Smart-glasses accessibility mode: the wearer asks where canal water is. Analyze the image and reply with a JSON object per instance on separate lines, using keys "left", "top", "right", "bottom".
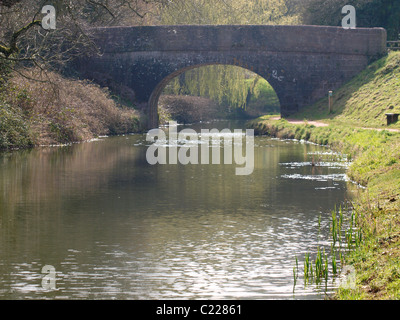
{"left": 0, "top": 120, "right": 352, "bottom": 299}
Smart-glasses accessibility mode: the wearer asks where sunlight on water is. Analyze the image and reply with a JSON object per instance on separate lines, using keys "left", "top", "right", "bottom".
{"left": 0, "top": 120, "right": 352, "bottom": 300}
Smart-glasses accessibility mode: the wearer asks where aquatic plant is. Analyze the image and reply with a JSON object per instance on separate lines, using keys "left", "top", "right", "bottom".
{"left": 293, "top": 205, "right": 363, "bottom": 293}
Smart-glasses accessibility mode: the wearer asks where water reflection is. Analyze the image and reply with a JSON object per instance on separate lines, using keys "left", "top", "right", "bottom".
{"left": 0, "top": 121, "right": 351, "bottom": 299}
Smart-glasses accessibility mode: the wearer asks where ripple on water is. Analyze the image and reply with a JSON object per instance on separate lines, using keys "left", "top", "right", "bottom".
{"left": 0, "top": 122, "right": 349, "bottom": 300}
{"left": 280, "top": 173, "right": 348, "bottom": 182}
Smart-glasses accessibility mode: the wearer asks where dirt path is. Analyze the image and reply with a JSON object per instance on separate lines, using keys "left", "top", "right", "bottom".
{"left": 271, "top": 117, "right": 400, "bottom": 132}
{"left": 360, "top": 127, "right": 400, "bottom": 133}
{"left": 270, "top": 117, "right": 329, "bottom": 127}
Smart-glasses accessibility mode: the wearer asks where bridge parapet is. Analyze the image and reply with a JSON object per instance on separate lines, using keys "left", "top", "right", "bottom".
{"left": 91, "top": 25, "right": 386, "bottom": 58}
{"left": 75, "top": 25, "right": 387, "bottom": 129}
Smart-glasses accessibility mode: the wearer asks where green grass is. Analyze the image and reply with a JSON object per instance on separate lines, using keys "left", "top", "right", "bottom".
{"left": 248, "top": 51, "right": 400, "bottom": 299}
{"left": 291, "top": 51, "right": 400, "bottom": 129}
{"left": 249, "top": 119, "right": 400, "bottom": 299}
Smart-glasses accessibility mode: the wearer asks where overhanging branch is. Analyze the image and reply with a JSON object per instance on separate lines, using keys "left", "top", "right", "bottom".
{"left": 1, "top": 19, "right": 42, "bottom": 58}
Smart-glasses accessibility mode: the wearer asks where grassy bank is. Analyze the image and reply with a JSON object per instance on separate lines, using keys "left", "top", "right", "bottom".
{"left": 250, "top": 117, "right": 400, "bottom": 299}
{"left": 0, "top": 68, "right": 142, "bottom": 150}
{"left": 290, "top": 51, "right": 400, "bottom": 130}
{"left": 248, "top": 52, "right": 400, "bottom": 299}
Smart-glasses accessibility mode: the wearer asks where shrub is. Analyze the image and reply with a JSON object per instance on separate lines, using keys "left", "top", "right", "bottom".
{"left": 1, "top": 68, "right": 141, "bottom": 147}
{"left": 0, "top": 103, "right": 32, "bottom": 149}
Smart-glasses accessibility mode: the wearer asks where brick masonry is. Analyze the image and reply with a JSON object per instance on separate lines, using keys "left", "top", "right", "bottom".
{"left": 74, "top": 25, "right": 387, "bottom": 129}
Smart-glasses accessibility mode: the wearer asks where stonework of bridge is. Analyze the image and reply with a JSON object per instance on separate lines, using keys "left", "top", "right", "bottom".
{"left": 74, "top": 25, "right": 387, "bottom": 129}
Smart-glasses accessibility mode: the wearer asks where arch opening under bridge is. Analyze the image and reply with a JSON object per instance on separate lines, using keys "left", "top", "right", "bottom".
{"left": 74, "top": 25, "right": 387, "bottom": 129}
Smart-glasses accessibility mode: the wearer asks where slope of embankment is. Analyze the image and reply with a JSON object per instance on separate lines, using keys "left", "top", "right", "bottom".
{"left": 248, "top": 51, "right": 400, "bottom": 299}
{"left": 0, "top": 69, "right": 142, "bottom": 150}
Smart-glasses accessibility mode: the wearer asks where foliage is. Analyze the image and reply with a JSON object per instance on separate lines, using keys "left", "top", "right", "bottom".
{"left": 158, "top": 95, "right": 221, "bottom": 124}
{"left": 0, "top": 102, "right": 32, "bottom": 149}
{"left": 302, "top": 0, "right": 400, "bottom": 40}
{"left": 0, "top": 0, "right": 160, "bottom": 77}
{"left": 163, "top": 66, "right": 280, "bottom": 114}
{"left": 164, "top": 66, "right": 251, "bottom": 109}
{"left": 0, "top": 58, "right": 13, "bottom": 87}
{"left": 156, "top": 0, "right": 300, "bottom": 110}
{"left": 0, "top": 68, "right": 141, "bottom": 149}
{"left": 155, "top": 0, "right": 300, "bottom": 25}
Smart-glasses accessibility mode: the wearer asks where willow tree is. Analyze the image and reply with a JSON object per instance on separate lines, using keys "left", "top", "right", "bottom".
{"left": 155, "top": 0, "right": 300, "bottom": 110}
{"left": 165, "top": 66, "right": 252, "bottom": 109}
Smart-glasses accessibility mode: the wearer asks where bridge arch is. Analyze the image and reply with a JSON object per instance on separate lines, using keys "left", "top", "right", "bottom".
{"left": 74, "top": 25, "right": 386, "bottom": 129}
{"left": 148, "top": 62, "right": 282, "bottom": 127}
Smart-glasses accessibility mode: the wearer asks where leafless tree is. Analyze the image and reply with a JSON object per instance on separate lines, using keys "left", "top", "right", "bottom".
{"left": 0, "top": 0, "right": 165, "bottom": 81}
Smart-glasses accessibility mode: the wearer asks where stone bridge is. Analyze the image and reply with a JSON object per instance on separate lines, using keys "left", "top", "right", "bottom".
{"left": 74, "top": 25, "right": 387, "bottom": 129}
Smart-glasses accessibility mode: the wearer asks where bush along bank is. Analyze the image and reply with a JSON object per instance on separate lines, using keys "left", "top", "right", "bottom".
{"left": 0, "top": 69, "right": 143, "bottom": 150}
{"left": 248, "top": 116, "right": 400, "bottom": 299}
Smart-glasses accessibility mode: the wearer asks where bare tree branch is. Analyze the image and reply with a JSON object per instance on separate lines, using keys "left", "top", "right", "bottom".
{"left": 0, "top": 20, "right": 41, "bottom": 57}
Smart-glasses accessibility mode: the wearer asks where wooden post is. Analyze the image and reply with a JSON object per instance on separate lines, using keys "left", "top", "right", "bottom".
{"left": 328, "top": 91, "right": 333, "bottom": 114}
